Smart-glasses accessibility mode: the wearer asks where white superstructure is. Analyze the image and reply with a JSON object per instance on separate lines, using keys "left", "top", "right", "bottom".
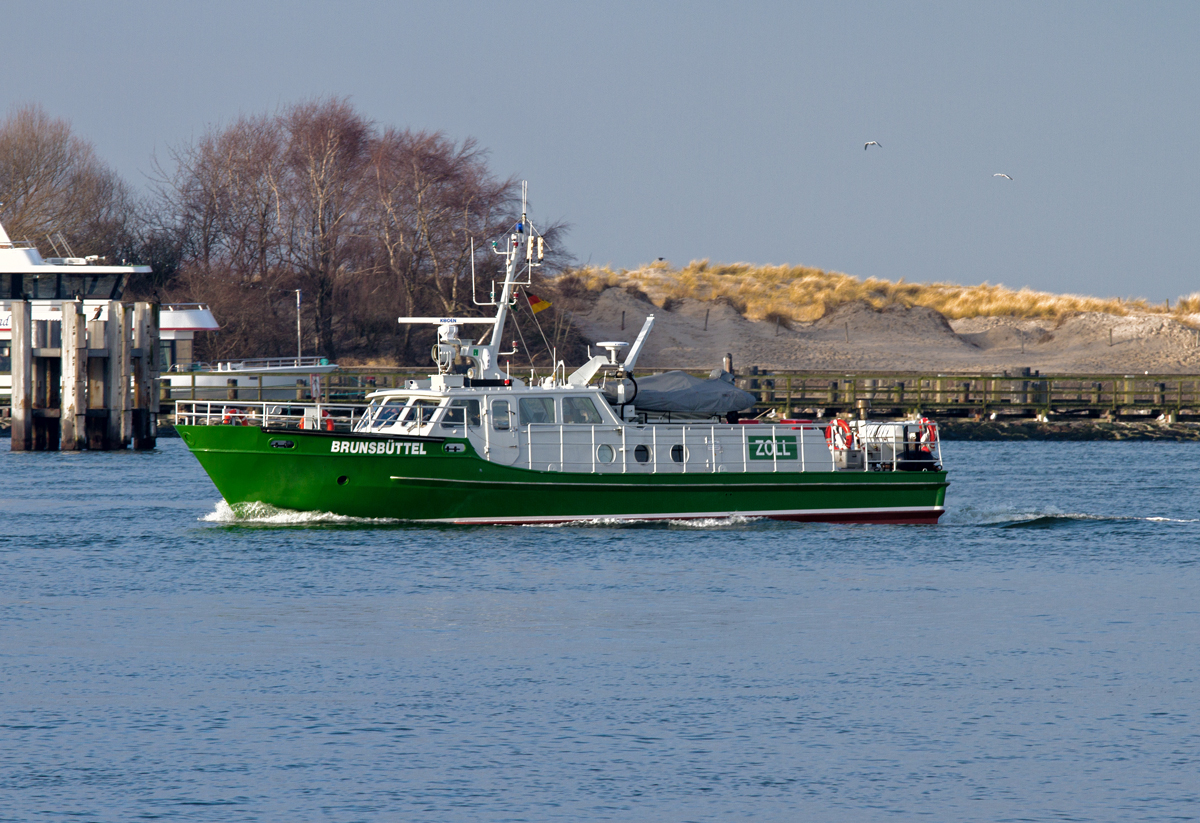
{"left": 334, "top": 183, "right": 944, "bottom": 475}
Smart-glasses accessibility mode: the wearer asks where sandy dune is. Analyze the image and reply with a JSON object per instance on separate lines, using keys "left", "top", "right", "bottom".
{"left": 568, "top": 288, "right": 1200, "bottom": 374}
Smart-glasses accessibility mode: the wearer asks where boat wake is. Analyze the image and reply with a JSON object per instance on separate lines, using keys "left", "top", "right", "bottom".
{"left": 201, "top": 500, "right": 404, "bottom": 526}
{"left": 202, "top": 501, "right": 1197, "bottom": 530}
{"left": 944, "top": 504, "right": 1199, "bottom": 528}
{"left": 524, "top": 515, "right": 766, "bottom": 529}
{"left": 201, "top": 501, "right": 773, "bottom": 529}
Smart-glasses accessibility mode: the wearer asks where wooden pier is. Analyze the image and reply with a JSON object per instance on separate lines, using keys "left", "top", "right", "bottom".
{"left": 157, "top": 365, "right": 1200, "bottom": 422}
{"left": 733, "top": 369, "right": 1200, "bottom": 421}
{"left": 9, "top": 299, "right": 160, "bottom": 451}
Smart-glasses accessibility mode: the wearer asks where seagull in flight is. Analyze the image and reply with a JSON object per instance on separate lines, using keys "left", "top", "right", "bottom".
{"left": 993, "top": 173, "right": 1013, "bottom": 180}
{"left": 864, "top": 141, "right": 882, "bottom": 150}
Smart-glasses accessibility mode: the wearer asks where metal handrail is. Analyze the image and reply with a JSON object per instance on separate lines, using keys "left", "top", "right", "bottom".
{"left": 510, "top": 420, "right": 939, "bottom": 475}
{"left": 174, "top": 400, "right": 366, "bottom": 431}
{"left": 173, "top": 398, "right": 943, "bottom": 475}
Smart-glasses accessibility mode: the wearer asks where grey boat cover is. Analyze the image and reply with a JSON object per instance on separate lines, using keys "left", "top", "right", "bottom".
{"left": 603, "top": 369, "right": 757, "bottom": 414}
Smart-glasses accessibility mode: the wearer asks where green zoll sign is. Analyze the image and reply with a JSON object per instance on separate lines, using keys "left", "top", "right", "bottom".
{"left": 747, "top": 434, "right": 797, "bottom": 460}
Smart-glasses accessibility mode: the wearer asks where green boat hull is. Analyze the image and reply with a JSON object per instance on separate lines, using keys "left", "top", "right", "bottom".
{"left": 178, "top": 425, "right": 948, "bottom": 525}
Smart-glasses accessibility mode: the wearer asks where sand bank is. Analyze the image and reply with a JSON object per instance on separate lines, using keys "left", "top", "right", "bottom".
{"left": 567, "top": 288, "right": 1200, "bottom": 374}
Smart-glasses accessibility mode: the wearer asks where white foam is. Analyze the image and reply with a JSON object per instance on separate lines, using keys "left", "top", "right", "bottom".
{"left": 524, "top": 514, "right": 764, "bottom": 529}
{"left": 943, "top": 504, "right": 1200, "bottom": 527}
{"left": 200, "top": 500, "right": 402, "bottom": 525}
{"left": 942, "top": 504, "right": 1127, "bottom": 527}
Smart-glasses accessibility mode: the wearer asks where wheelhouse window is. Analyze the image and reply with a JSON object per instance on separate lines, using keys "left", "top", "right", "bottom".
{"left": 442, "top": 398, "right": 481, "bottom": 429}
{"left": 399, "top": 398, "right": 442, "bottom": 426}
{"left": 562, "top": 396, "right": 603, "bottom": 424}
{"left": 519, "top": 397, "right": 556, "bottom": 425}
{"left": 492, "top": 399, "right": 512, "bottom": 430}
{"left": 372, "top": 398, "right": 406, "bottom": 427}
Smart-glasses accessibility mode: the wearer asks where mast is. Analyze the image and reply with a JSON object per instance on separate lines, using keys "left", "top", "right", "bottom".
{"left": 397, "top": 181, "right": 545, "bottom": 381}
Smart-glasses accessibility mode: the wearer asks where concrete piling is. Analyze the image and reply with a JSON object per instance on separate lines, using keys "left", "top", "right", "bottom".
{"left": 61, "top": 299, "right": 87, "bottom": 451}
{"left": 8, "top": 299, "right": 159, "bottom": 451}
{"left": 132, "top": 303, "right": 159, "bottom": 450}
{"left": 10, "top": 301, "right": 32, "bottom": 451}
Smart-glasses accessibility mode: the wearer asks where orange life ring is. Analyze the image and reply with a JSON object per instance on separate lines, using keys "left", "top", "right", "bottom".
{"left": 919, "top": 417, "right": 937, "bottom": 452}
{"left": 826, "top": 418, "right": 855, "bottom": 450}
{"left": 222, "top": 408, "right": 247, "bottom": 426}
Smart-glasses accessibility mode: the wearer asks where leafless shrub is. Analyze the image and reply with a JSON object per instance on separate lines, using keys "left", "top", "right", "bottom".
{"left": 763, "top": 310, "right": 791, "bottom": 330}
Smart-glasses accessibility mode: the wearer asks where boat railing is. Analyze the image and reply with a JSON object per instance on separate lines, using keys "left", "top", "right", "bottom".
{"left": 174, "top": 400, "right": 366, "bottom": 432}
{"left": 166, "top": 356, "right": 332, "bottom": 373}
{"left": 214, "top": 356, "right": 333, "bottom": 371}
{"left": 517, "top": 420, "right": 942, "bottom": 474}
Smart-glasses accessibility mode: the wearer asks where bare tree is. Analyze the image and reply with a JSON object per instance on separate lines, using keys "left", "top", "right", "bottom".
{"left": 276, "top": 99, "right": 372, "bottom": 360}
{"left": 365, "top": 129, "right": 519, "bottom": 359}
{"left": 151, "top": 98, "right": 572, "bottom": 364}
{"left": 0, "top": 103, "right": 135, "bottom": 257}
{"left": 149, "top": 114, "right": 298, "bottom": 360}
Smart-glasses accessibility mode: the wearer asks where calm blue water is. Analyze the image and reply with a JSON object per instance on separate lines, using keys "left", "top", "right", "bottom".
{"left": 2, "top": 440, "right": 1199, "bottom": 822}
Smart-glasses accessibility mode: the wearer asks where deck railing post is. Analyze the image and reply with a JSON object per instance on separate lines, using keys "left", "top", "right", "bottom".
{"left": 772, "top": 424, "right": 778, "bottom": 473}
{"left": 621, "top": 425, "right": 627, "bottom": 474}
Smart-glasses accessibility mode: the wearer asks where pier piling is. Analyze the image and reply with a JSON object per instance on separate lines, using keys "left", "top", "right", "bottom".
{"left": 61, "top": 300, "right": 87, "bottom": 451}
{"left": 10, "top": 301, "right": 32, "bottom": 451}
{"left": 8, "top": 299, "right": 160, "bottom": 451}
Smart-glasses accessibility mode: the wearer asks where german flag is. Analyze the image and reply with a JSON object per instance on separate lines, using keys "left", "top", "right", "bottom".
{"left": 527, "top": 293, "right": 552, "bottom": 314}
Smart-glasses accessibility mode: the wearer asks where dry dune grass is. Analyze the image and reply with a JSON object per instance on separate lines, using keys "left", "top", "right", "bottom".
{"left": 558, "top": 260, "right": 1199, "bottom": 324}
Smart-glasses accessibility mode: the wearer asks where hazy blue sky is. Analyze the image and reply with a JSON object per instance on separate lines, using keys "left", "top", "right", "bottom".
{"left": 7, "top": 2, "right": 1199, "bottom": 300}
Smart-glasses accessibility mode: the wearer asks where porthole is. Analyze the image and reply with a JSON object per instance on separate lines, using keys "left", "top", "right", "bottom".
{"left": 670, "top": 444, "right": 687, "bottom": 463}
{"left": 596, "top": 444, "right": 615, "bottom": 463}
{"left": 337, "top": 475, "right": 349, "bottom": 486}
{"left": 634, "top": 444, "right": 650, "bottom": 463}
